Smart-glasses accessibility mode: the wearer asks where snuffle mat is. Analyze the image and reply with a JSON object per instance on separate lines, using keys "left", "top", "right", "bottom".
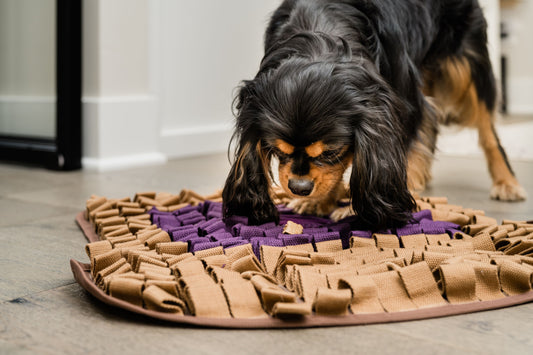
{"left": 71, "top": 189, "right": 533, "bottom": 328}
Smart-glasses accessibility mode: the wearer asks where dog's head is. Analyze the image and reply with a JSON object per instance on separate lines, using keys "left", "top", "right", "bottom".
{"left": 223, "top": 32, "right": 415, "bottom": 229}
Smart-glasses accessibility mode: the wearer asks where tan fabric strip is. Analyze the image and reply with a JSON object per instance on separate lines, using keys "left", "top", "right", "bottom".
{"left": 425, "top": 233, "right": 451, "bottom": 246}
{"left": 181, "top": 280, "right": 231, "bottom": 318}
{"left": 166, "top": 253, "right": 196, "bottom": 266}
{"left": 350, "top": 236, "right": 376, "bottom": 248}
{"left": 313, "top": 288, "right": 351, "bottom": 316}
{"left": 225, "top": 243, "right": 254, "bottom": 264}
{"left": 283, "top": 221, "right": 304, "bottom": 235}
{"left": 370, "top": 270, "right": 417, "bottom": 312}
{"left": 94, "top": 258, "right": 129, "bottom": 286}
{"left": 107, "top": 235, "right": 136, "bottom": 246}
{"left": 108, "top": 277, "right": 144, "bottom": 307}
{"left": 505, "top": 240, "right": 533, "bottom": 255}
{"left": 201, "top": 254, "right": 229, "bottom": 268}
{"left": 437, "top": 263, "right": 477, "bottom": 304}
{"left": 143, "top": 285, "right": 185, "bottom": 313}
{"left": 430, "top": 209, "right": 470, "bottom": 225}
{"left": 91, "top": 249, "right": 123, "bottom": 276}
{"left": 271, "top": 302, "right": 311, "bottom": 317}
{"left": 260, "top": 288, "right": 297, "bottom": 314}
{"left": 472, "top": 215, "right": 498, "bottom": 225}
{"left": 145, "top": 231, "right": 171, "bottom": 249}
{"left": 155, "top": 241, "right": 188, "bottom": 255}
{"left": 373, "top": 234, "right": 400, "bottom": 249}
{"left": 121, "top": 207, "right": 146, "bottom": 216}
{"left": 135, "top": 255, "right": 168, "bottom": 271}
{"left": 468, "top": 262, "right": 505, "bottom": 301}
{"left": 220, "top": 280, "right": 268, "bottom": 318}
{"left": 499, "top": 261, "right": 533, "bottom": 296}
{"left": 315, "top": 239, "right": 343, "bottom": 252}
{"left": 85, "top": 240, "right": 112, "bottom": 258}
{"left": 338, "top": 275, "right": 384, "bottom": 314}
{"left": 231, "top": 254, "right": 265, "bottom": 273}
{"left": 508, "top": 228, "right": 528, "bottom": 238}
{"left": 207, "top": 265, "right": 242, "bottom": 283}
{"left": 136, "top": 228, "right": 162, "bottom": 243}
{"left": 138, "top": 263, "right": 172, "bottom": 276}
{"left": 172, "top": 259, "right": 206, "bottom": 277}
{"left": 471, "top": 233, "right": 496, "bottom": 252}
{"left": 397, "top": 262, "right": 447, "bottom": 308}
{"left": 130, "top": 223, "right": 157, "bottom": 234}
{"left": 296, "top": 268, "right": 328, "bottom": 303}
{"left": 250, "top": 274, "right": 279, "bottom": 292}
{"left": 357, "top": 263, "right": 391, "bottom": 275}
{"left": 424, "top": 196, "right": 448, "bottom": 205}
{"left": 86, "top": 196, "right": 107, "bottom": 213}
{"left": 194, "top": 246, "right": 224, "bottom": 258}
{"left": 143, "top": 270, "right": 175, "bottom": 281}
{"left": 394, "top": 249, "right": 414, "bottom": 265}
{"left": 285, "top": 243, "right": 314, "bottom": 252}
{"left": 94, "top": 209, "right": 120, "bottom": 220}
{"left": 400, "top": 234, "right": 427, "bottom": 249}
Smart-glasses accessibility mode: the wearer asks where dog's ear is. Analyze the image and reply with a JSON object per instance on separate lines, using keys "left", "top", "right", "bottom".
{"left": 222, "top": 139, "right": 279, "bottom": 225}
{"left": 349, "top": 117, "right": 416, "bottom": 230}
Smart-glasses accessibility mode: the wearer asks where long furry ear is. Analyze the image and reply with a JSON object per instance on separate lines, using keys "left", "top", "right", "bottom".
{"left": 222, "top": 139, "right": 279, "bottom": 225}
{"left": 349, "top": 108, "right": 416, "bottom": 230}
{"left": 350, "top": 124, "right": 415, "bottom": 229}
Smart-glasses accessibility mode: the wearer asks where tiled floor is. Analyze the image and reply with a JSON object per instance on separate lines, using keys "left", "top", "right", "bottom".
{"left": 1, "top": 152, "right": 532, "bottom": 354}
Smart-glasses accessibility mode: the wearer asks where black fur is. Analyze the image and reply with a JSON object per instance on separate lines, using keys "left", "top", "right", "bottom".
{"left": 223, "top": 0, "right": 494, "bottom": 229}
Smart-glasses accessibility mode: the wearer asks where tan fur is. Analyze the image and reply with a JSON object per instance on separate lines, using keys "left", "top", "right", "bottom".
{"left": 420, "top": 57, "right": 526, "bottom": 200}
{"left": 275, "top": 139, "right": 295, "bottom": 155}
{"left": 305, "top": 141, "right": 326, "bottom": 158}
{"left": 278, "top": 149, "right": 352, "bottom": 216}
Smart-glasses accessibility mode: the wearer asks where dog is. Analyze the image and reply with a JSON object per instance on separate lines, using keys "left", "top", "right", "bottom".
{"left": 222, "top": 0, "right": 526, "bottom": 230}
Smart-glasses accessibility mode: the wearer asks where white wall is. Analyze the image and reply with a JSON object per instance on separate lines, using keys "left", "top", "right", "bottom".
{"left": 154, "top": 0, "right": 281, "bottom": 158}
{"left": 0, "top": 0, "right": 56, "bottom": 138}
{"left": 501, "top": 0, "right": 533, "bottom": 115}
{"left": 82, "top": 0, "right": 281, "bottom": 170}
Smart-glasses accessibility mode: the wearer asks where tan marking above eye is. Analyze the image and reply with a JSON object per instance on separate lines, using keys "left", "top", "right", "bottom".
{"left": 305, "top": 141, "right": 326, "bottom": 158}
{"left": 275, "top": 139, "right": 294, "bottom": 155}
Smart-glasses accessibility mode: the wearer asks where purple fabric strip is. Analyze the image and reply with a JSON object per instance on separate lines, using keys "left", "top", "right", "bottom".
{"left": 208, "top": 232, "right": 234, "bottom": 241}
{"left": 172, "top": 204, "right": 199, "bottom": 216}
{"left": 171, "top": 228, "right": 198, "bottom": 241}
{"left": 239, "top": 225, "right": 265, "bottom": 240}
{"left": 192, "top": 241, "right": 221, "bottom": 253}
{"left": 264, "top": 226, "right": 284, "bottom": 239}
{"left": 180, "top": 216, "right": 206, "bottom": 225}
{"left": 413, "top": 209, "right": 433, "bottom": 222}
{"left": 350, "top": 230, "right": 373, "bottom": 239}
{"left": 150, "top": 199, "right": 467, "bottom": 262}
{"left": 395, "top": 224, "right": 424, "bottom": 236}
{"left": 222, "top": 239, "right": 249, "bottom": 249}
{"left": 280, "top": 234, "right": 312, "bottom": 246}
{"left": 313, "top": 231, "right": 340, "bottom": 243}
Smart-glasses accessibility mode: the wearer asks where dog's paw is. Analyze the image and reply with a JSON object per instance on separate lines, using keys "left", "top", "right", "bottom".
{"left": 329, "top": 206, "right": 355, "bottom": 222}
{"left": 287, "top": 198, "right": 336, "bottom": 217}
{"left": 490, "top": 181, "right": 527, "bottom": 201}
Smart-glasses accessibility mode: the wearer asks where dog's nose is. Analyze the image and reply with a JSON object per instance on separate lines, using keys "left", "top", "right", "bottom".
{"left": 288, "top": 179, "right": 314, "bottom": 196}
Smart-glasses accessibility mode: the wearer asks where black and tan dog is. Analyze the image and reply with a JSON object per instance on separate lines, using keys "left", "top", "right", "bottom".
{"left": 222, "top": 0, "right": 526, "bottom": 230}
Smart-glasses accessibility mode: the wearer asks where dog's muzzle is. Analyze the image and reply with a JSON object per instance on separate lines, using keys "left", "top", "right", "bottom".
{"left": 288, "top": 178, "right": 314, "bottom": 196}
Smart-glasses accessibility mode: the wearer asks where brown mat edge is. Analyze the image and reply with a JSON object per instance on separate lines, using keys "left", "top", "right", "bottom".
{"left": 76, "top": 211, "right": 99, "bottom": 243}
{"left": 71, "top": 208, "right": 533, "bottom": 328}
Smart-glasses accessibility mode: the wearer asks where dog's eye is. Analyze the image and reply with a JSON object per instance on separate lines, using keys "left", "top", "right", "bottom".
{"left": 311, "top": 149, "right": 340, "bottom": 165}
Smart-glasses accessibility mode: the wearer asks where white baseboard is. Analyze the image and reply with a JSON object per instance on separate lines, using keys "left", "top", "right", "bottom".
{"left": 159, "top": 123, "right": 232, "bottom": 159}
{"left": 82, "top": 152, "right": 167, "bottom": 172}
{"left": 82, "top": 95, "right": 166, "bottom": 170}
